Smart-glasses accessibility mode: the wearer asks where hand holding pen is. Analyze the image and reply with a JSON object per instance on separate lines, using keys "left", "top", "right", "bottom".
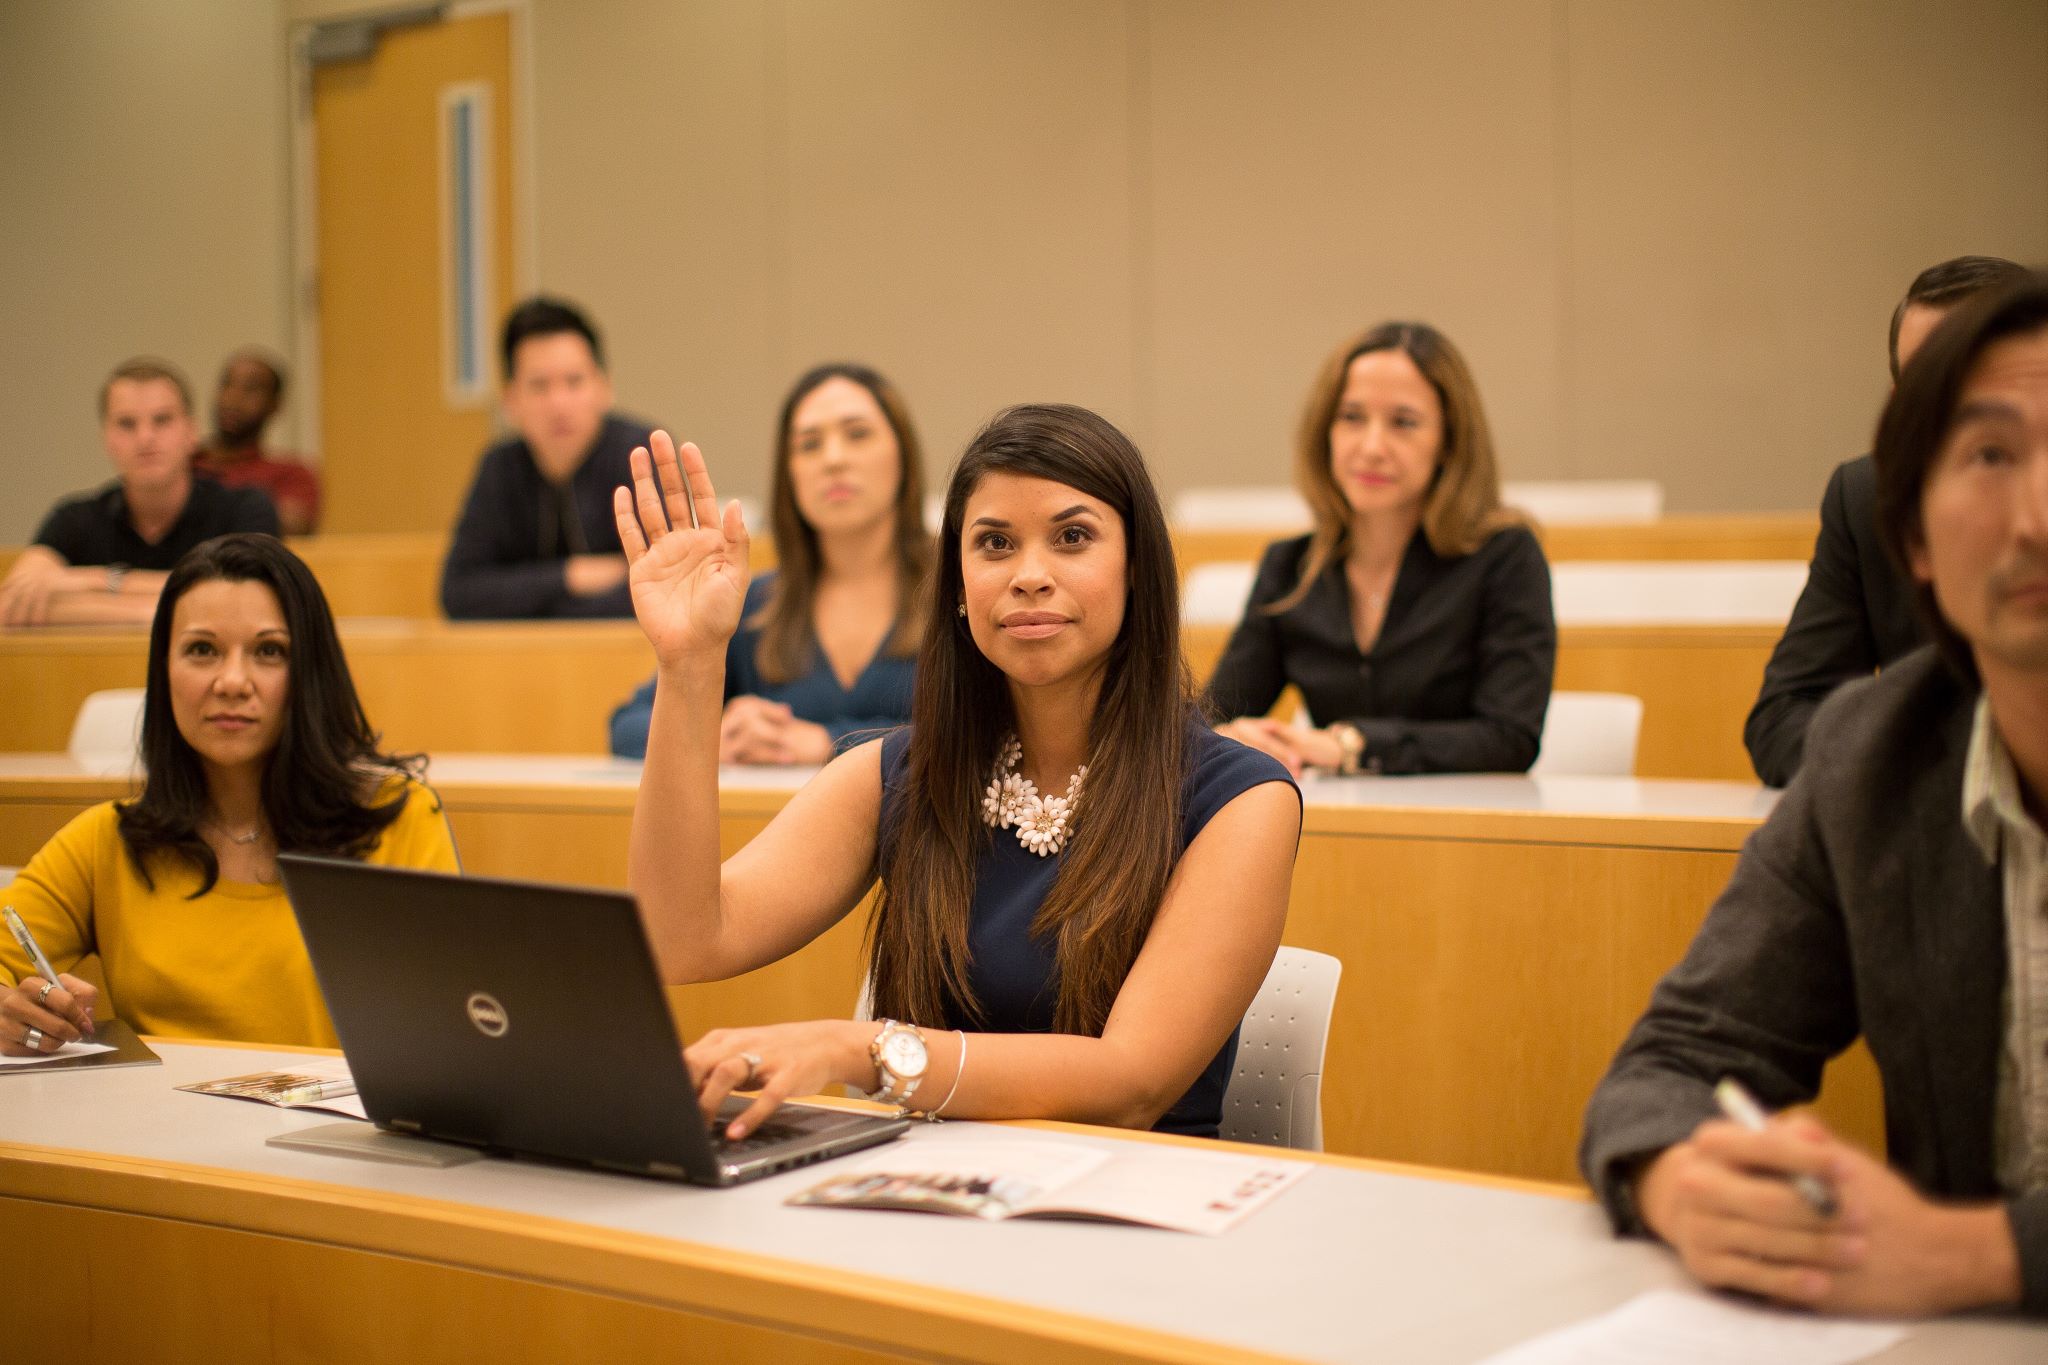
{"left": 1715, "top": 1077, "right": 1838, "bottom": 1216}
{"left": 2, "top": 905, "right": 99, "bottom": 1055}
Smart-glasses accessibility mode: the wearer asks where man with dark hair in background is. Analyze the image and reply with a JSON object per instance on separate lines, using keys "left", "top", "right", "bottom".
{"left": 1745, "top": 254, "right": 2031, "bottom": 786}
{"left": 195, "top": 347, "right": 322, "bottom": 536}
{"left": 0, "top": 357, "right": 279, "bottom": 626}
{"left": 439, "top": 296, "right": 655, "bottom": 619}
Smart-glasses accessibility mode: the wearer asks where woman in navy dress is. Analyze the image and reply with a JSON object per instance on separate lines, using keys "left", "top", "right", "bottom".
{"left": 608, "top": 363, "right": 928, "bottom": 762}
{"left": 612, "top": 405, "right": 1300, "bottom": 1139}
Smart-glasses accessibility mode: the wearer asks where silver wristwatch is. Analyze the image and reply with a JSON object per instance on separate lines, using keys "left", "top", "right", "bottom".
{"left": 866, "top": 1019, "right": 929, "bottom": 1106}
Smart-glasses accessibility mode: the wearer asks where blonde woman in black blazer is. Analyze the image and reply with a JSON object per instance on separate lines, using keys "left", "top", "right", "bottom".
{"left": 1205, "top": 321, "right": 1555, "bottom": 776}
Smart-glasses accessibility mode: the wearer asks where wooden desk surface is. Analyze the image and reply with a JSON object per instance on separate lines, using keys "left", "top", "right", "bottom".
{"left": 8, "top": 1040, "right": 2035, "bottom": 1363}
{"left": 0, "top": 618, "right": 656, "bottom": 755}
{"left": 1171, "top": 513, "right": 1821, "bottom": 577}
{"left": 0, "top": 616, "right": 1776, "bottom": 781}
{"left": 0, "top": 759, "right": 1866, "bottom": 1185}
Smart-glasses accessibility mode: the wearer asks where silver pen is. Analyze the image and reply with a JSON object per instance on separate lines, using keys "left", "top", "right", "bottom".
{"left": 4, "top": 904, "right": 95, "bottom": 1038}
{"left": 276, "top": 1079, "right": 358, "bottom": 1106}
{"left": 1715, "top": 1076, "right": 1837, "bottom": 1217}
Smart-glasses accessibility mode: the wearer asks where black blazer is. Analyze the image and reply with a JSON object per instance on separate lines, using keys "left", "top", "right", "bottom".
{"left": 1202, "top": 526, "right": 1555, "bottom": 774}
{"left": 1582, "top": 647, "right": 2048, "bottom": 1315}
{"left": 440, "top": 413, "right": 655, "bottom": 620}
{"left": 1744, "top": 454, "right": 1923, "bottom": 787}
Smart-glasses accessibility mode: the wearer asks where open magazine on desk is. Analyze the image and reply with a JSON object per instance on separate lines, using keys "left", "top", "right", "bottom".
{"left": 177, "top": 1057, "right": 367, "bottom": 1120}
{"left": 790, "top": 1136, "right": 1309, "bottom": 1235}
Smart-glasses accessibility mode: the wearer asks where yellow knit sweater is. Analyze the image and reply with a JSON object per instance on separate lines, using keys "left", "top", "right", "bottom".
{"left": 0, "top": 780, "right": 458, "bottom": 1047}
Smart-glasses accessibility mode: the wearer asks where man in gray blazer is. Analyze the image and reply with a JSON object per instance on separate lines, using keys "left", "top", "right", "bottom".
{"left": 1583, "top": 270, "right": 2048, "bottom": 1317}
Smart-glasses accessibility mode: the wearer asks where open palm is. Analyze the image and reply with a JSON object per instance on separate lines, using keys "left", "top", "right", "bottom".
{"left": 613, "top": 432, "right": 752, "bottom": 665}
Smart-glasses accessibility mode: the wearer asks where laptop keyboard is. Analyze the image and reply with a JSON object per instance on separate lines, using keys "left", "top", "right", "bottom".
{"left": 708, "top": 1120, "right": 805, "bottom": 1157}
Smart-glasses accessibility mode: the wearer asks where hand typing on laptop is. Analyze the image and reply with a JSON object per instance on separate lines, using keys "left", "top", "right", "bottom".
{"left": 689, "top": 1019, "right": 954, "bottom": 1140}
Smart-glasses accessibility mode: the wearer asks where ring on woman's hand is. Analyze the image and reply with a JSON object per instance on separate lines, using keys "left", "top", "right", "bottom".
{"left": 23, "top": 1027, "right": 45, "bottom": 1051}
{"left": 738, "top": 1051, "right": 764, "bottom": 1088}
{"left": 34, "top": 981, "right": 56, "bottom": 1008}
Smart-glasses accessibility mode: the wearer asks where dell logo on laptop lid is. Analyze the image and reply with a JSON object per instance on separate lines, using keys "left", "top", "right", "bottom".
{"left": 466, "top": 992, "right": 509, "bottom": 1037}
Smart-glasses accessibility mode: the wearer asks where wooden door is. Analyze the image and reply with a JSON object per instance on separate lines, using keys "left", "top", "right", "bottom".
{"left": 311, "top": 11, "right": 516, "bottom": 535}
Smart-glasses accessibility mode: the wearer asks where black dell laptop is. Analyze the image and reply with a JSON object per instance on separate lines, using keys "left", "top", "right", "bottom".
{"left": 279, "top": 856, "right": 908, "bottom": 1185}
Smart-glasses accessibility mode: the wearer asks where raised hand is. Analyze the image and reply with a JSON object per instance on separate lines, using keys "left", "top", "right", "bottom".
{"left": 613, "top": 433, "right": 752, "bottom": 666}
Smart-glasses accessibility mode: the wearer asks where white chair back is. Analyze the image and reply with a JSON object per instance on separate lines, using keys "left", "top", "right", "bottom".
{"left": 1501, "top": 479, "right": 1664, "bottom": 525}
{"left": 0, "top": 867, "right": 19, "bottom": 885}
{"left": 1549, "top": 560, "right": 1808, "bottom": 627}
{"left": 1220, "top": 946, "right": 1343, "bottom": 1151}
{"left": 1182, "top": 561, "right": 1258, "bottom": 626}
{"left": 1170, "top": 487, "right": 1310, "bottom": 531}
{"left": 924, "top": 492, "right": 947, "bottom": 535}
{"left": 1531, "top": 691, "right": 1644, "bottom": 777}
{"left": 67, "top": 688, "right": 146, "bottom": 777}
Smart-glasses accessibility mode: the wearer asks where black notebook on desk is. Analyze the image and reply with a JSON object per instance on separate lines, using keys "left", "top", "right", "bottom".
{"left": 0, "top": 1019, "right": 159, "bottom": 1075}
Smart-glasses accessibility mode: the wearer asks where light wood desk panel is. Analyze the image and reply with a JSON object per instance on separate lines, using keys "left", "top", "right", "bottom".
{"left": 0, "top": 620, "right": 655, "bottom": 755}
{"left": 1184, "top": 622, "right": 1775, "bottom": 783}
{"left": 286, "top": 531, "right": 446, "bottom": 619}
{"left": 6, "top": 600, "right": 1772, "bottom": 783}
{"left": 9, "top": 518, "right": 1813, "bottom": 625}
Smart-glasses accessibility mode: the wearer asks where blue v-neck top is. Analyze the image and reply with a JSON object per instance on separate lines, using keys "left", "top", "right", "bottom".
{"left": 608, "top": 574, "right": 917, "bottom": 758}
{"left": 878, "top": 721, "right": 1297, "bottom": 1138}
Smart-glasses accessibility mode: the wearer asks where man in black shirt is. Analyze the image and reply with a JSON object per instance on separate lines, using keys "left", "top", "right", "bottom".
{"left": 0, "top": 358, "right": 280, "bottom": 626}
{"left": 440, "top": 298, "right": 654, "bottom": 619}
{"left": 1745, "top": 255, "right": 2030, "bottom": 786}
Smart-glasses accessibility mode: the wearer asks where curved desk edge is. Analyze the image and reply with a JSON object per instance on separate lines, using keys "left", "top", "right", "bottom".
{"left": 0, "top": 1140, "right": 1282, "bottom": 1365}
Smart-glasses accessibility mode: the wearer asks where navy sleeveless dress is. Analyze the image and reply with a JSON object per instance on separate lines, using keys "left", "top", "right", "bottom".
{"left": 877, "top": 722, "right": 1297, "bottom": 1137}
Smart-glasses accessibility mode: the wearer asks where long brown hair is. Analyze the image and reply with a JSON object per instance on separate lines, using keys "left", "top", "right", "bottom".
{"left": 1272, "top": 321, "right": 1519, "bottom": 613}
{"left": 869, "top": 404, "right": 1194, "bottom": 1036}
{"left": 754, "top": 364, "right": 931, "bottom": 683}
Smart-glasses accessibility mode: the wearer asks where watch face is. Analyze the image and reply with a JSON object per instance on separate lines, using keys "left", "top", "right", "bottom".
{"left": 881, "top": 1029, "right": 928, "bottom": 1079}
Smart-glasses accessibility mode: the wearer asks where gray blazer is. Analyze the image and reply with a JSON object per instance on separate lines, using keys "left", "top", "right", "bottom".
{"left": 1581, "top": 645, "right": 2048, "bottom": 1315}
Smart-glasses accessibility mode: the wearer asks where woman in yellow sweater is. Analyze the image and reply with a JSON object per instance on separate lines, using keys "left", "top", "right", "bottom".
{"left": 0, "top": 533, "right": 457, "bottom": 1052}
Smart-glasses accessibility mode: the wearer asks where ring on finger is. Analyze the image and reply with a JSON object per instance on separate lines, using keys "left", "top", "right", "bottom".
{"left": 35, "top": 981, "right": 56, "bottom": 1008}
{"left": 738, "top": 1050, "right": 764, "bottom": 1088}
{"left": 24, "top": 1027, "right": 45, "bottom": 1051}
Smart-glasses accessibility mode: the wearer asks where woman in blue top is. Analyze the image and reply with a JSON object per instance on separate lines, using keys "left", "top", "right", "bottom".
{"left": 608, "top": 363, "right": 928, "bottom": 762}
{"left": 611, "top": 405, "right": 1301, "bottom": 1140}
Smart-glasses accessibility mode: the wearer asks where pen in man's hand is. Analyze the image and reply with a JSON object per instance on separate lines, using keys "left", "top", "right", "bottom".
{"left": 1715, "top": 1076, "right": 1837, "bottom": 1218}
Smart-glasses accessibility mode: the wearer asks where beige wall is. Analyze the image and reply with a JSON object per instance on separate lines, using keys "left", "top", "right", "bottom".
{"left": 4, "top": 1, "right": 2046, "bottom": 543}
{"left": 542, "top": 0, "right": 2048, "bottom": 517}
{"left": 0, "top": 0, "right": 294, "bottom": 544}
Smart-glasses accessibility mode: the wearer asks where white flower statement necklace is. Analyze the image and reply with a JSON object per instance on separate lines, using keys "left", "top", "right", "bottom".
{"left": 980, "top": 734, "right": 1087, "bottom": 857}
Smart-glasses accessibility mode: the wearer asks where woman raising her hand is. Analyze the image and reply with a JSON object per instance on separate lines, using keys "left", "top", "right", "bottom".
{"left": 614, "top": 406, "right": 1299, "bottom": 1141}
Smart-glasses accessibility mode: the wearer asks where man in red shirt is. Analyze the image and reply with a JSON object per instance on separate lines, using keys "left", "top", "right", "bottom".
{"left": 194, "top": 348, "right": 321, "bottom": 535}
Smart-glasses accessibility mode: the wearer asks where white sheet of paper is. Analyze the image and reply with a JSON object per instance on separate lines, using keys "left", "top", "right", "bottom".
{"left": 0, "top": 1040, "right": 116, "bottom": 1068}
{"left": 1477, "top": 1290, "right": 1906, "bottom": 1365}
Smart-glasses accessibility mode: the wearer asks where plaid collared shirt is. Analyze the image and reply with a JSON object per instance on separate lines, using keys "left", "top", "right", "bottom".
{"left": 1963, "top": 695, "right": 2048, "bottom": 1194}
